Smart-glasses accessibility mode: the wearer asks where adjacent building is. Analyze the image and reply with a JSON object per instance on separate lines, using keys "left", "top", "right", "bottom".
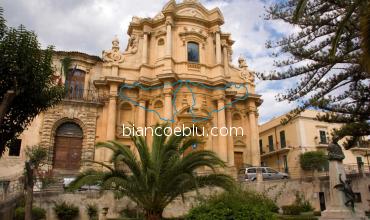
{"left": 0, "top": 0, "right": 262, "bottom": 176}
{"left": 259, "top": 110, "right": 370, "bottom": 178}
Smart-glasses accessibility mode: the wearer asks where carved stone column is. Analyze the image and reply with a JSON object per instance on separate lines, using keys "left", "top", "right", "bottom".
{"left": 142, "top": 32, "right": 149, "bottom": 64}
{"left": 106, "top": 84, "right": 118, "bottom": 140}
{"left": 225, "top": 99, "right": 234, "bottom": 166}
{"left": 165, "top": 18, "right": 173, "bottom": 57}
{"left": 248, "top": 103, "right": 260, "bottom": 167}
{"left": 137, "top": 100, "right": 146, "bottom": 128}
{"left": 217, "top": 98, "right": 228, "bottom": 162}
{"left": 222, "top": 41, "right": 229, "bottom": 77}
{"left": 215, "top": 31, "right": 222, "bottom": 64}
{"left": 163, "top": 82, "right": 173, "bottom": 122}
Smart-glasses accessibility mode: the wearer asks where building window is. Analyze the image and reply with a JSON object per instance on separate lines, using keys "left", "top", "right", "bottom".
{"left": 65, "top": 69, "right": 85, "bottom": 100}
{"left": 259, "top": 139, "right": 263, "bottom": 154}
{"left": 319, "top": 130, "right": 327, "bottom": 144}
{"left": 187, "top": 42, "right": 199, "bottom": 63}
{"left": 8, "top": 139, "right": 21, "bottom": 156}
{"left": 268, "top": 135, "right": 274, "bottom": 152}
{"left": 280, "top": 130, "right": 286, "bottom": 148}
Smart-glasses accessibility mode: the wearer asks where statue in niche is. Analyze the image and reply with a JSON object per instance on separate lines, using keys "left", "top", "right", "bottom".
{"left": 102, "top": 36, "right": 125, "bottom": 64}
{"left": 125, "top": 35, "right": 138, "bottom": 54}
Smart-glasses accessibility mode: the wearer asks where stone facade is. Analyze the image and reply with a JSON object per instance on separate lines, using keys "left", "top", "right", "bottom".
{"left": 1, "top": 0, "right": 262, "bottom": 174}
{"left": 259, "top": 110, "right": 370, "bottom": 179}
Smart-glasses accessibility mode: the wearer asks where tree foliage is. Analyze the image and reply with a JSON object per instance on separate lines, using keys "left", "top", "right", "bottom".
{"left": 0, "top": 7, "right": 64, "bottom": 155}
{"left": 299, "top": 151, "right": 328, "bottom": 171}
{"left": 263, "top": 0, "right": 370, "bottom": 148}
{"left": 68, "top": 124, "right": 235, "bottom": 220}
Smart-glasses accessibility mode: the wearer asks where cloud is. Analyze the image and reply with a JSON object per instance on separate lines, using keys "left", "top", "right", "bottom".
{"left": 1, "top": 0, "right": 297, "bottom": 124}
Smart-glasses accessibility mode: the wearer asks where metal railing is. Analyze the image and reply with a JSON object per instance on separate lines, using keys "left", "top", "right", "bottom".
{"left": 269, "top": 163, "right": 369, "bottom": 180}
{"left": 64, "top": 88, "right": 108, "bottom": 103}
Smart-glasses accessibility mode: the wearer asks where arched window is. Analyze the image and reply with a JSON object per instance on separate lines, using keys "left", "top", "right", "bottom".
{"left": 187, "top": 42, "right": 199, "bottom": 63}
{"left": 56, "top": 122, "right": 83, "bottom": 137}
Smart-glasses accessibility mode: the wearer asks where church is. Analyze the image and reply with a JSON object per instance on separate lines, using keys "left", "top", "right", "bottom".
{"left": 12, "top": 0, "right": 262, "bottom": 174}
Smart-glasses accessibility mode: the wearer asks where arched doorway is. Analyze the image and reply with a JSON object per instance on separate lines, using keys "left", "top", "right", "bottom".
{"left": 53, "top": 122, "right": 83, "bottom": 170}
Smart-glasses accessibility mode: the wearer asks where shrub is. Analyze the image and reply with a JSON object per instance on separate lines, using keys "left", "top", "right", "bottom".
{"left": 294, "top": 192, "right": 314, "bottom": 212}
{"left": 282, "top": 205, "right": 302, "bottom": 215}
{"left": 53, "top": 201, "right": 79, "bottom": 220}
{"left": 86, "top": 203, "right": 98, "bottom": 220}
{"left": 14, "top": 206, "right": 46, "bottom": 220}
{"left": 186, "top": 189, "right": 278, "bottom": 220}
{"left": 277, "top": 215, "right": 318, "bottom": 220}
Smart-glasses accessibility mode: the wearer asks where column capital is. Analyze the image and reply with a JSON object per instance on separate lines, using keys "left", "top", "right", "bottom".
{"left": 165, "top": 16, "right": 174, "bottom": 26}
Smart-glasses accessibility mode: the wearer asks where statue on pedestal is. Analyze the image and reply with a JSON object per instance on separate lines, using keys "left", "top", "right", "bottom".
{"left": 327, "top": 142, "right": 345, "bottom": 161}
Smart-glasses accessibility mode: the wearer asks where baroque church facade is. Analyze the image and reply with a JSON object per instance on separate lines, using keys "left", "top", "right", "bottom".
{"left": 12, "top": 0, "right": 262, "bottom": 174}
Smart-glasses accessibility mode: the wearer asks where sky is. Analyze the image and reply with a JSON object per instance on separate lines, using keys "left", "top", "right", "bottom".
{"left": 1, "top": 0, "right": 299, "bottom": 124}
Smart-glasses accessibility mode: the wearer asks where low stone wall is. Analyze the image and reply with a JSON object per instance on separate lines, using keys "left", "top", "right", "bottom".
{"left": 242, "top": 175, "right": 370, "bottom": 214}
{"left": 33, "top": 188, "right": 220, "bottom": 220}
{"left": 28, "top": 176, "right": 370, "bottom": 219}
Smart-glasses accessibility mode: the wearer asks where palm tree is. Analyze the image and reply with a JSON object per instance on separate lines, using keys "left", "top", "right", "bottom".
{"left": 68, "top": 124, "right": 235, "bottom": 220}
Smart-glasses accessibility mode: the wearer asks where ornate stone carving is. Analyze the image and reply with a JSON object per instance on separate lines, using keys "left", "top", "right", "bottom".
{"left": 328, "top": 142, "right": 345, "bottom": 161}
{"left": 177, "top": 8, "right": 205, "bottom": 19}
{"left": 179, "top": 27, "right": 207, "bottom": 48}
{"left": 102, "top": 36, "right": 125, "bottom": 64}
{"left": 238, "top": 57, "right": 255, "bottom": 83}
{"left": 125, "top": 35, "right": 138, "bottom": 54}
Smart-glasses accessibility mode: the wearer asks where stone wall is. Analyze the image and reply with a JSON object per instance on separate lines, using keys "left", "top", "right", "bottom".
{"left": 40, "top": 101, "right": 100, "bottom": 170}
{"left": 243, "top": 176, "right": 369, "bottom": 214}
{"left": 18, "top": 176, "right": 370, "bottom": 219}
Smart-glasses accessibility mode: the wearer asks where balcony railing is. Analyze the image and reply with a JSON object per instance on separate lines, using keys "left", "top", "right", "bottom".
{"left": 64, "top": 88, "right": 108, "bottom": 103}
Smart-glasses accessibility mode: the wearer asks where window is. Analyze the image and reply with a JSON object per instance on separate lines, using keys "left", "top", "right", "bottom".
{"left": 247, "top": 168, "right": 256, "bottom": 173}
{"left": 65, "top": 69, "right": 85, "bottom": 99}
{"left": 280, "top": 130, "right": 286, "bottom": 148}
{"left": 268, "top": 135, "right": 274, "bottom": 152}
{"left": 266, "top": 168, "right": 278, "bottom": 174}
{"left": 259, "top": 139, "right": 263, "bottom": 154}
{"left": 8, "top": 139, "right": 21, "bottom": 156}
{"left": 187, "top": 42, "right": 199, "bottom": 63}
{"left": 319, "top": 130, "right": 327, "bottom": 144}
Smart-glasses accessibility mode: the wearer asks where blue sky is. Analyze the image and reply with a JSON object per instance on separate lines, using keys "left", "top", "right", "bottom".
{"left": 1, "top": 0, "right": 299, "bottom": 124}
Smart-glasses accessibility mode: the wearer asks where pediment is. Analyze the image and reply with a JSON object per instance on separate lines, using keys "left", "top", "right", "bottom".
{"left": 177, "top": 8, "right": 206, "bottom": 19}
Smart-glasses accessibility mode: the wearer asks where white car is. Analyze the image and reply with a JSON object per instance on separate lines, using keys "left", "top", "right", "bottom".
{"left": 238, "top": 167, "right": 289, "bottom": 181}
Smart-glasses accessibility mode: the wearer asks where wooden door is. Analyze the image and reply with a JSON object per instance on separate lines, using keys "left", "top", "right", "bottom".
{"left": 234, "top": 152, "right": 243, "bottom": 171}
{"left": 54, "top": 136, "right": 82, "bottom": 170}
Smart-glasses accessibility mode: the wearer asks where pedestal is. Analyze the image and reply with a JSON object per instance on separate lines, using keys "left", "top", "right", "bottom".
{"left": 320, "top": 160, "right": 365, "bottom": 220}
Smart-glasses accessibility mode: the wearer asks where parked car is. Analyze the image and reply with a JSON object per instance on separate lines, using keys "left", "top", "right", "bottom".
{"left": 238, "top": 167, "right": 289, "bottom": 181}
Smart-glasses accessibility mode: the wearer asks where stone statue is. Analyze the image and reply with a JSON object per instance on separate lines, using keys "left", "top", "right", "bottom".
{"left": 327, "top": 142, "right": 345, "bottom": 161}
{"left": 125, "top": 35, "right": 138, "bottom": 54}
{"left": 334, "top": 174, "right": 355, "bottom": 209}
{"left": 238, "top": 57, "right": 255, "bottom": 84}
{"left": 102, "top": 36, "right": 125, "bottom": 64}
